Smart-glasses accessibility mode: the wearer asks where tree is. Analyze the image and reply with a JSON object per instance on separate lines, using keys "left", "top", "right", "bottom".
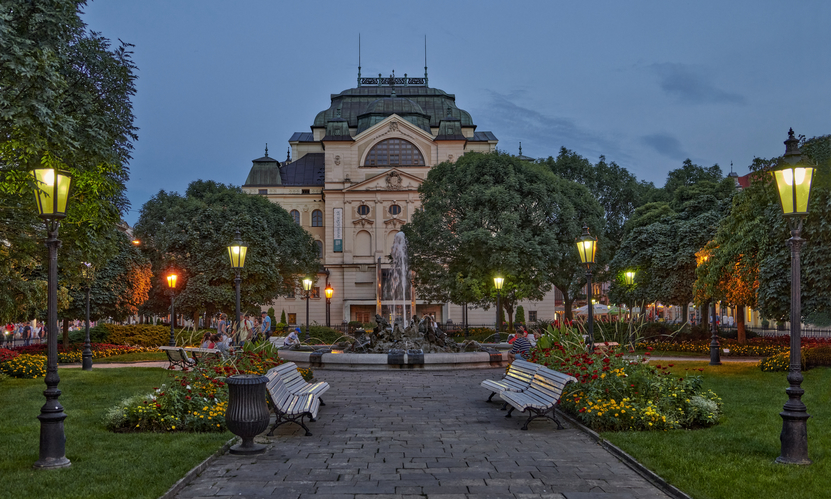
{"left": 134, "top": 180, "right": 320, "bottom": 322}
{"left": 609, "top": 161, "right": 734, "bottom": 324}
{"left": 0, "top": 1, "right": 138, "bottom": 319}
{"left": 403, "top": 152, "right": 596, "bottom": 326}
{"left": 65, "top": 231, "right": 152, "bottom": 323}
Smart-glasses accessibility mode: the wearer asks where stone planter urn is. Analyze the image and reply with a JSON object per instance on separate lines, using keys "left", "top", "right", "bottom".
{"left": 225, "top": 374, "right": 270, "bottom": 455}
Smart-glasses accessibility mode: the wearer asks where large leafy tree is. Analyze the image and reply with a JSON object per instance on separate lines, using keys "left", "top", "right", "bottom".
{"left": 134, "top": 180, "right": 320, "bottom": 323}
{"left": 65, "top": 231, "right": 152, "bottom": 322}
{"left": 609, "top": 161, "right": 734, "bottom": 323}
{"left": 0, "top": 1, "right": 137, "bottom": 319}
{"left": 403, "top": 151, "right": 602, "bottom": 326}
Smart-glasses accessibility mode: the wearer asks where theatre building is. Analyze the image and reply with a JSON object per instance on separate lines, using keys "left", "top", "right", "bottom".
{"left": 242, "top": 73, "right": 565, "bottom": 327}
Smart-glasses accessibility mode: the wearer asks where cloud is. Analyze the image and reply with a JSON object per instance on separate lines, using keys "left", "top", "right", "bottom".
{"left": 651, "top": 63, "right": 746, "bottom": 105}
{"left": 641, "top": 133, "right": 687, "bottom": 160}
{"left": 473, "top": 91, "right": 629, "bottom": 162}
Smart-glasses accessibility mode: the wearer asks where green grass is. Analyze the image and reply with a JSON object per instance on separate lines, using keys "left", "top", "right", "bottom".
{"left": 92, "top": 351, "right": 168, "bottom": 363}
{"left": 602, "top": 361, "right": 831, "bottom": 499}
{"left": 0, "top": 368, "right": 230, "bottom": 498}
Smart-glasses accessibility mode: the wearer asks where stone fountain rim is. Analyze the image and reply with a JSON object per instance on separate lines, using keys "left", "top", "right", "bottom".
{"left": 278, "top": 349, "right": 509, "bottom": 370}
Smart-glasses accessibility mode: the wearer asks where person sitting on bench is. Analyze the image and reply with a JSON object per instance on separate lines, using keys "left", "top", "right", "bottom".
{"left": 508, "top": 328, "right": 532, "bottom": 363}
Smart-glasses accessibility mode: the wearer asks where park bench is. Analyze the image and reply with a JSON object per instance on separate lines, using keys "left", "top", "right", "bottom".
{"left": 271, "top": 362, "right": 329, "bottom": 406}
{"left": 501, "top": 366, "right": 578, "bottom": 430}
{"left": 264, "top": 368, "right": 319, "bottom": 436}
{"left": 182, "top": 346, "right": 221, "bottom": 362}
{"left": 480, "top": 359, "right": 540, "bottom": 403}
{"left": 158, "top": 346, "right": 197, "bottom": 370}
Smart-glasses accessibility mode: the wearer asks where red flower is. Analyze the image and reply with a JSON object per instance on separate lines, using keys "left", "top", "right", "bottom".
{"left": 591, "top": 374, "right": 598, "bottom": 379}
{"left": 644, "top": 352, "right": 651, "bottom": 356}
{"left": 668, "top": 364, "right": 674, "bottom": 367}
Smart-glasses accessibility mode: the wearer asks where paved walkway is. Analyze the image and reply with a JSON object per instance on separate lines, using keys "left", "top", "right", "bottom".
{"left": 175, "top": 368, "right": 670, "bottom": 499}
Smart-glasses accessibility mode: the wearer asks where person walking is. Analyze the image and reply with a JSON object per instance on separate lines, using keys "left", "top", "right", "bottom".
{"left": 260, "top": 311, "right": 272, "bottom": 341}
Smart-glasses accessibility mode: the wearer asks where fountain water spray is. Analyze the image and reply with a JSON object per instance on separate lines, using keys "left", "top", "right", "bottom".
{"left": 389, "top": 232, "right": 409, "bottom": 327}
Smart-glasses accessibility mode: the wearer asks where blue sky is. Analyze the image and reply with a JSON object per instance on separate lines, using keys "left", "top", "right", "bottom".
{"left": 81, "top": 1, "right": 831, "bottom": 225}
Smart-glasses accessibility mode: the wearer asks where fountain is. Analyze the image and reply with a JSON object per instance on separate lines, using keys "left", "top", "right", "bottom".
{"left": 385, "top": 232, "right": 410, "bottom": 326}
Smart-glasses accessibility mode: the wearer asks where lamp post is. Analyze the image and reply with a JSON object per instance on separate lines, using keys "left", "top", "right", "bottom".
{"left": 303, "top": 278, "right": 313, "bottom": 341}
{"left": 325, "top": 283, "right": 333, "bottom": 328}
{"left": 772, "top": 128, "right": 815, "bottom": 465}
{"left": 32, "top": 167, "right": 72, "bottom": 469}
{"left": 167, "top": 274, "right": 177, "bottom": 346}
{"left": 81, "top": 262, "right": 94, "bottom": 371}
{"left": 227, "top": 230, "right": 248, "bottom": 343}
{"left": 624, "top": 270, "right": 636, "bottom": 350}
{"left": 576, "top": 225, "right": 598, "bottom": 351}
{"left": 709, "top": 302, "right": 721, "bottom": 365}
{"left": 494, "top": 276, "right": 504, "bottom": 336}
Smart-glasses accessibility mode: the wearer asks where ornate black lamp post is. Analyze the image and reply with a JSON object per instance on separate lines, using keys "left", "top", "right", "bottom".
{"left": 227, "top": 230, "right": 248, "bottom": 342}
{"left": 709, "top": 302, "right": 721, "bottom": 365}
{"left": 167, "top": 273, "right": 177, "bottom": 346}
{"left": 324, "top": 283, "right": 333, "bottom": 328}
{"left": 772, "top": 128, "right": 815, "bottom": 465}
{"left": 493, "top": 276, "right": 504, "bottom": 335}
{"left": 81, "top": 262, "right": 94, "bottom": 371}
{"left": 303, "top": 278, "right": 313, "bottom": 341}
{"left": 32, "top": 167, "right": 72, "bottom": 469}
{"left": 576, "top": 225, "right": 598, "bottom": 351}
{"left": 624, "top": 270, "right": 636, "bottom": 350}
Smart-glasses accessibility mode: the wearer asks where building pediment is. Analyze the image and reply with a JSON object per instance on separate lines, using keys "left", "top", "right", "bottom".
{"left": 343, "top": 168, "right": 422, "bottom": 192}
{"left": 354, "top": 113, "right": 435, "bottom": 143}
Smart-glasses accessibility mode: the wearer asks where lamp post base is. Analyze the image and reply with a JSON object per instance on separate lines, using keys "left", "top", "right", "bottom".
{"left": 34, "top": 410, "right": 71, "bottom": 469}
{"left": 81, "top": 351, "right": 93, "bottom": 371}
{"left": 777, "top": 409, "right": 811, "bottom": 465}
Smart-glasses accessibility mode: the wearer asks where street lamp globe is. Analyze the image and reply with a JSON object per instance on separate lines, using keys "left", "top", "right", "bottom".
{"left": 624, "top": 271, "right": 636, "bottom": 286}
{"left": 302, "top": 278, "right": 313, "bottom": 341}
{"left": 773, "top": 129, "right": 815, "bottom": 217}
{"left": 493, "top": 276, "right": 504, "bottom": 290}
{"left": 303, "top": 278, "right": 313, "bottom": 292}
{"left": 32, "top": 168, "right": 72, "bottom": 219}
{"left": 167, "top": 274, "right": 177, "bottom": 290}
{"left": 227, "top": 231, "right": 248, "bottom": 269}
{"left": 575, "top": 225, "right": 597, "bottom": 269}
{"left": 324, "top": 284, "right": 334, "bottom": 300}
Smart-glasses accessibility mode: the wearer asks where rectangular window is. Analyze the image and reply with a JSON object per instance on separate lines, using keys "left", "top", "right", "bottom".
{"left": 529, "top": 311, "right": 537, "bottom": 322}
{"left": 312, "top": 287, "right": 320, "bottom": 299}
{"left": 356, "top": 312, "right": 370, "bottom": 323}
{"left": 287, "top": 313, "right": 297, "bottom": 325}
{"left": 258, "top": 189, "right": 268, "bottom": 195}
{"left": 301, "top": 189, "right": 310, "bottom": 194}
{"left": 286, "top": 288, "right": 295, "bottom": 299}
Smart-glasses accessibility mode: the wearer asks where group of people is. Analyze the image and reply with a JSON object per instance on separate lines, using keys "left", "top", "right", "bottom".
{"left": 3, "top": 322, "right": 45, "bottom": 346}
{"left": 200, "top": 311, "right": 276, "bottom": 354}
{"left": 507, "top": 324, "right": 541, "bottom": 362}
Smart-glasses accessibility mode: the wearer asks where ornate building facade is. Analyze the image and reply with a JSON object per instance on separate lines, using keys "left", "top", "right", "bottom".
{"left": 243, "top": 74, "right": 564, "bottom": 327}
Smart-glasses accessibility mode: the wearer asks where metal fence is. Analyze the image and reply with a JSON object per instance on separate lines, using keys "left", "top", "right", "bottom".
{"left": 1, "top": 337, "right": 47, "bottom": 349}
{"left": 720, "top": 325, "right": 831, "bottom": 339}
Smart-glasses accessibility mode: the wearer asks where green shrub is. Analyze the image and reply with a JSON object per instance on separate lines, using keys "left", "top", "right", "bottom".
{"left": 760, "top": 351, "right": 792, "bottom": 372}
{"left": 804, "top": 345, "right": 831, "bottom": 368}
{"left": 280, "top": 310, "right": 286, "bottom": 324}
{"left": 97, "top": 324, "right": 173, "bottom": 347}
{"left": 267, "top": 307, "right": 276, "bottom": 331}
{"left": 273, "top": 322, "right": 287, "bottom": 333}
{"left": 515, "top": 306, "right": 525, "bottom": 324}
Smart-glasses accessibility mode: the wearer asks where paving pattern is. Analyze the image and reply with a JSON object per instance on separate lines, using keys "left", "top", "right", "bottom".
{"left": 175, "top": 368, "right": 671, "bottom": 499}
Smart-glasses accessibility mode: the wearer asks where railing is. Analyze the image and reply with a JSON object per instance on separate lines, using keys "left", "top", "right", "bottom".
{"left": 720, "top": 325, "right": 831, "bottom": 339}
{"left": 358, "top": 75, "right": 426, "bottom": 87}
{"left": 2, "top": 337, "right": 48, "bottom": 349}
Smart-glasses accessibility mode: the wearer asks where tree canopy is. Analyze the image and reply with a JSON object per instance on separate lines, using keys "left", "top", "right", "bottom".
{"left": 133, "top": 180, "right": 320, "bottom": 321}
{"left": 0, "top": 0, "right": 137, "bottom": 321}
{"left": 403, "top": 151, "right": 603, "bottom": 325}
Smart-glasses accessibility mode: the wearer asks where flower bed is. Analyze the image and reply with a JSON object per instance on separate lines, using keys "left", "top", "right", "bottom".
{"left": 0, "top": 353, "right": 47, "bottom": 378}
{"left": 104, "top": 349, "right": 293, "bottom": 433}
{"left": 637, "top": 336, "right": 831, "bottom": 357}
{"left": 0, "top": 347, "right": 18, "bottom": 363}
{"left": 529, "top": 341, "right": 721, "bottom": 432}
{"left": 6, "top": 343, "right": 152, "bottom": 370}
{"left": 759, "top": 344, "right": 831, "bottom": 372}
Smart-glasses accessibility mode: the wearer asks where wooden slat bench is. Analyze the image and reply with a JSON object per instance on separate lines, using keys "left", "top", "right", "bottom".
{"left": 264, "top": 368, "right": 320, "bottom": 436}
{"left": 480, "top": 359, "right": 540, "bottom": 403}
{"left": 158, "top": 346, "right": 197, "bottom": 370}
{"left": 271, "top": 362, "right": 330, "bottom": 406}
{"left": 501, "top": 366, "right": 578, "bottom": 430}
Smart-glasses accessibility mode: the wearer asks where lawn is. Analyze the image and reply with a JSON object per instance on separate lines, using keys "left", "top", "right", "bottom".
{"left": 602, "top": 361, "right": 830, "bottom": 499}
{"left": 92, "top": 351, "right": 168, "bottom": 363}
{"left": 0, "top": 367, "right": 230, "bottom": 498}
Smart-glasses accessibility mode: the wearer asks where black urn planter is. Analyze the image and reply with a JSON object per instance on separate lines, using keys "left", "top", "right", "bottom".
{"left": 225, "top": 374, "right": 270, "bottom": 455}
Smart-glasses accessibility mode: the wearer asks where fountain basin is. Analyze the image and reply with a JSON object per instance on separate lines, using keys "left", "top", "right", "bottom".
{"left": 278, "top": 349, "right": 508, "bottom": 370}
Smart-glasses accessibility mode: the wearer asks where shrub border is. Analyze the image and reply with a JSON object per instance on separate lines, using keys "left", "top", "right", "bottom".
{"left": 558, "top": 410, "right": 693, "bottom": 499}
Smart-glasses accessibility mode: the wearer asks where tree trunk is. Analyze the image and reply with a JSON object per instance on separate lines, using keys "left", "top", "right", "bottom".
{"left": 505, "top": 302, "right": 515, "bottom": 332}
{"left": 737, "top": 306, "right": 746, "bottom": 344}
{"left": 563, "top": 293, "right": 574, "bottom": 322}
{"left": 681, "top": 303, "right": 689, "bottom": 324}
{"left": 62, "top": 317, "right": 69, "bottom": 349}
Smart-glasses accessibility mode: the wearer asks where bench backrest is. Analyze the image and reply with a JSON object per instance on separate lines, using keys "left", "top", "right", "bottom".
{"left": 506, "top": 360, "right": 539, "bottom": 383}
{"left": 527, "top": 367, "right": 578, "bottom": 402}
{"left": 159, "top": 346, "right": 186, "bottom": 362}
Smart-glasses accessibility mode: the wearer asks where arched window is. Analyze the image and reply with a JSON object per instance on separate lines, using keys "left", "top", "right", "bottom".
{"left": 355, "top": 230, "right": 372, "bottom": 256}
{"left": 388, "top": 204, "right": 401, "bottom": 216}
{"left": 364, "top": 138, "right": 424, "bottom": 166}
{"left": 357, "top": 205, "right": 370, "bottom": 216}
{"left": 311, "top": 209, "right": 323, "bottom": 227}
{"left": 290, "top": 210, "right": 300, "bottom": 225}
{"left": 315, "top": 240, "right": 323, "bottom": 259}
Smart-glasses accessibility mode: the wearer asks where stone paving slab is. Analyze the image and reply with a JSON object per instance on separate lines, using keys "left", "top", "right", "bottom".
{"left": 174, "top": 369, "right": 671, "bottom": 499}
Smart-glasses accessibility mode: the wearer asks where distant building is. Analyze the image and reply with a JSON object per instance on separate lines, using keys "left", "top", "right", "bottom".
{"left": 242, "top": 72, "right": 571, "bottom": 327}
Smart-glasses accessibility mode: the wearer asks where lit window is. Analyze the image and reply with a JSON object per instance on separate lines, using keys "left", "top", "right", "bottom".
{"left": 288, "top": 313, "right": 297, "bottom": 324}
{"left": 365, "top": 138, "right": 424, "bottom": 166}
{"left": 357, "top": 205, "right": 370, "bottom": 216}
{"left": 290, "top": 210, "right": 300, "bottom": 225}
{"left": 312, "top": 210, "right": 323, "bottom": 227}
{"left": 389, "top": 204, "right": 401, "bottom": 216}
